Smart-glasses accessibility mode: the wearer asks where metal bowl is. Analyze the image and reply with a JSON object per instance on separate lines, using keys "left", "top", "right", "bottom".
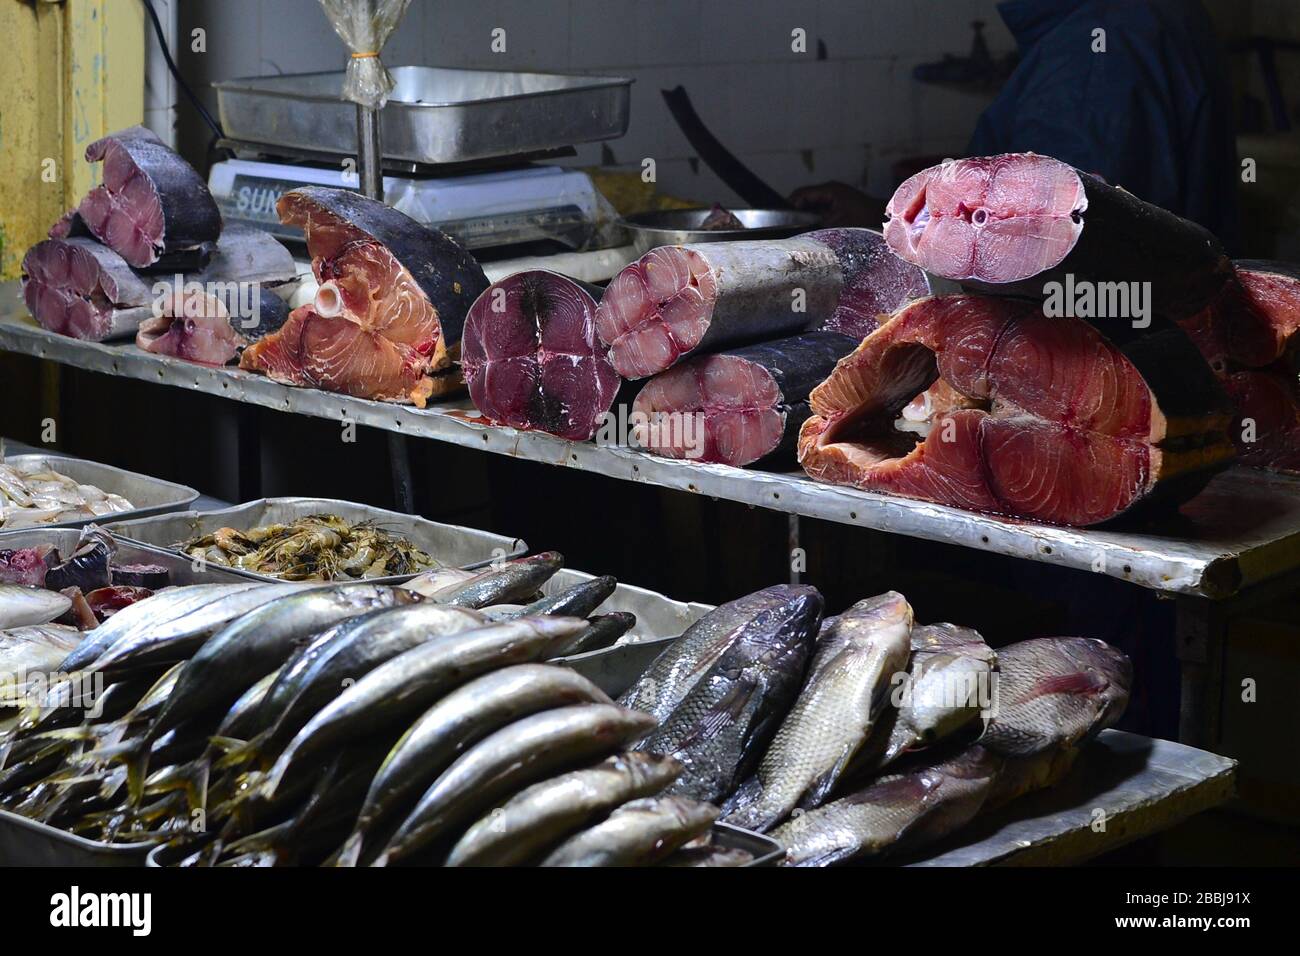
{"left": 620, "top": 208, "right": 821, "bottom": 255}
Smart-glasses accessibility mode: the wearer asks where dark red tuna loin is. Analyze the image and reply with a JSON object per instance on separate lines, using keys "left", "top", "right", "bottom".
{"left": 633, "top": 331, "right": 858, "bottom": 467}
{"left": 21, "top": 237, "right": 153, "bottom": 341}
{"left": 1224, "top": 369, "right": 1300, "bottom": 470}
{"left": 77, "top": 125, "right": 222, "bottom": 269}
{"left": 595, "top": 229, "right": 928, "bottom": 379}
{"left": 240, "top": 188, "right": 488, "bottom": 406}
{"left": 883, "top": 153, "right": 1232, "bottom": 321}
{"left": 462, "top": 271, "right": 620, "bottom": 441}
{"left": 798, "top": 295, "right": 1235, "bottom": 527}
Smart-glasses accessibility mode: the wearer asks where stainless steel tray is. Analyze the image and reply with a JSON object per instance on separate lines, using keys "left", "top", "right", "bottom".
{"left": 214, "top": 66, "right": 632, "bottom": 165}
{"left": 105, "top": 498, "right": 526, "bottom": 585}
{"left": 0, "top": 454, "right": 198, "bottom": 532}
{"left": 0, "top": 527, "right": 259, "bottom": 586}
{"left": 0, "top": 810, "right": 154, "bottom": 866}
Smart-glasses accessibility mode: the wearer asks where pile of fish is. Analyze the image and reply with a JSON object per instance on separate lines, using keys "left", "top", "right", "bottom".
{"left": 0, "top": 459, "right": 134, "bottom": 529}
{"left": 21, "top": 125, "right": 297, "bottom": 356}
{"left": 0, "top": 553, "right": 749, "bottom": 867}
{"left": 177, "top": 514, "right": 441, "bottom": 581}
{"left": 617, "top": 586, "right": 1131, "bottom": 865}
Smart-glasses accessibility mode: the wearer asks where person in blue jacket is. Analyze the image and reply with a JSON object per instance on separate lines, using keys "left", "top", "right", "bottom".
{"left": 793, "top": 0, "right": 1239, "bottom": 247}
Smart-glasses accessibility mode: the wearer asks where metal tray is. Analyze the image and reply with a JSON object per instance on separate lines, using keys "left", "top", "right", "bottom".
{"left": 214, "top": 66, "right": 632, "bottom": 166}
{"left": 104, "top": 497, "right": 526, "bottom": 585}
{"left": 0, "top": 810, "right": 154, "bottom": 867}
{"left": 0, "top": 527, "right": 259, "bottom": 586}
{"left": 0, "top": 454, "right": 199, "bottom": 532}
{"left": 621, "top": 208, "right": 821, "bottom": 256}
{"left": 544, "top": 569, "right": 711, "bottom": 697}
{"left": 140, "top": 824, "right": 779, "bottom": 868}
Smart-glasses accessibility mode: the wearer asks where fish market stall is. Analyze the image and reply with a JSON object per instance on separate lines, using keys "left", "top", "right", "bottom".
{"left": 4, "top": 300, "right": 1300, "bottom": 750}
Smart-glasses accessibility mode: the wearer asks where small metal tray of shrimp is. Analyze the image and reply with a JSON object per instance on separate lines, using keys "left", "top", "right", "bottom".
{"left": 0, "top": 810, "right": 157, "bottom": 867}
{"left": 0, "top": 527, "right": 257, "bottom": 587}
{"left": 104, "top": 497, "right": 527, "bottom": 586}
{"left": 0, "top": 454, "right": 199, "bottom": 532}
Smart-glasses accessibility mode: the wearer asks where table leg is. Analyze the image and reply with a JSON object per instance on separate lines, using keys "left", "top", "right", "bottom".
{"left": 1174, "top": 595, "right": 1228, "bottom": 750}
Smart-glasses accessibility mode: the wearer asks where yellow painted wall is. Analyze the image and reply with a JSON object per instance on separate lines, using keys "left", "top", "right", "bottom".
{"left": 0, "top": 0, "right": 144, "bottom": 279}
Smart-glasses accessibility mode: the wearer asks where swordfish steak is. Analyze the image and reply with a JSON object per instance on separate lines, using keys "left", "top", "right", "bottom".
{"left": 797, "top": 295, "right": 1234, "bottom": 526}
{"left": 461, "top": 271, "right": 620, "bottom": 440}
{"left": 239, "top": 188, "right": 489, "bottom": 406}
{"left": 77, "top": 125, "right": 222, "bottom": 269}
{"left": 883, "top": 153, "right": 1231, "bottom": 321}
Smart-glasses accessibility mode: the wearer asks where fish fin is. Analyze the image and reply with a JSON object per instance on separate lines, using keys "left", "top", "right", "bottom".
{"left": 332, "top": 831, "right": 366, "bottom": 868}
{"left": 123, "top": 741, "right": 151, "bottom": 806}
{"left": 257, "top": 753, "right": 291, "bottom": 802}
{"left": 1017, "top": 671, "right": 1106, "bottom": 703}
{"left": 370, "top": 850, "right": 391, "bottom": 868}
{"left": 803, "top": 745, "right": 859, "bottom": 809}
{"left": 674, "top": 678, "right": 760, "bottom": 751}
{"left": 720, "top": 775, "right": 762, "bottom": 818}
{"left": 211, "top": 732, "right": 265, "bottom": 770}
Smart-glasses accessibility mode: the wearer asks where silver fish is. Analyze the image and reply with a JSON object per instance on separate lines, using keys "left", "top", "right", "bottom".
{"left": 444, "top": 751, "right": 681, "bottom": 867}
{"left": 877, "top": 622, "right": 995, "bottom": 767}
{"left": 340, "top": 663, "right": 613, "bottom": 867}
{"left": 981, "top": 637, "right": 1131, "bottom": 757}
{"left": 374, "top": 703, "right": 657, "bottom": 866}
{"left": 0, "top": 585, "right": 72, "bottom": 629}
{"left": 774, "top": 744, "right": 1001, "bottom": 866}
{"left": 259, "top": 616, "right": 587, "bottom": 801}
{"left": 724, "top": 591, "right": 912, "bottom": 832}
{"left": 539, "top": 796, "right": 719, "bottom": 867}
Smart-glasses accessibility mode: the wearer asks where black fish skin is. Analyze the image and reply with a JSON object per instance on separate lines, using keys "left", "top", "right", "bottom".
{"left": 82, "top": 125, "right": 222, "bottom": 259}
{"left": 516, "top": 576, "right": 616, "bottom": 619}
{"left": 638, "top": 587, "right": 822, "bottom": 802}
{"left": 277, "top": 186, "right": 489, "bottom": 351}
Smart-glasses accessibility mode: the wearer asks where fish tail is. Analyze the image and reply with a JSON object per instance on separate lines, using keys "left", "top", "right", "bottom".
{"left": 333, "top": 831, "right": 365, "bottom": 868}
{"left": 211, "top": 731, "right": 266, "bottom": 770}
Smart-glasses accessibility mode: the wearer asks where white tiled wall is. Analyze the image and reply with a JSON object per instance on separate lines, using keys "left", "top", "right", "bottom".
{"left": 176, "top": 0, "right": 1019, "bottom": 203}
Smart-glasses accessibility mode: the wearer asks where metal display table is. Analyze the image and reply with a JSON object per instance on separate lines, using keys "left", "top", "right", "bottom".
{"left": 4, "top": 290, "right": 1298, "bottom": 749}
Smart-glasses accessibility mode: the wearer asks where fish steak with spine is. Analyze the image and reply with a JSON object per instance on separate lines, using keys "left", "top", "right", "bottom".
{"left": 239, "top": 187, "right": 489, "bottom": 406}
{"left": 798, "top": 294, "right": 1235, "bottom": 526}
{"left": 462, "top": 270, "right": 621, "bottom": 441}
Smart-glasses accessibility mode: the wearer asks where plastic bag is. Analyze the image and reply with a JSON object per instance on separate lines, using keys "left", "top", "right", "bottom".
{"left": 318, "top": 0, "right": 412, "bottom": 109}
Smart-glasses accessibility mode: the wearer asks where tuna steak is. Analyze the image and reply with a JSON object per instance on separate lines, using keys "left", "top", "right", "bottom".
{"left": 21, "top": 238, "right": 153, "bottom": 341}
{"left": 632, "top": 331, "right": 858, "bottom": 467}
{"left": 462, "top": 271, "right": 621, "bottom": 440}
{"left": 239, "top": 187, "right": 489, "bottom": 406}
{"left": 77, "top": 125, "right": 222, "bottom": 269}
{"left": 798, "top": 295, "right": 1235, "bottom": 526}
{"left": 883, "top": 153, "right": 1232, "bottom": 321}
{"left": 595, "top": 229, "right": 929, "bottom": 379}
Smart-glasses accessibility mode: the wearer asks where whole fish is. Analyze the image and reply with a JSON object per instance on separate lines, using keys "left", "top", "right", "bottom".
{"left": 539, "top": 796, "right": 719, "bottom": 867}
{"left": 774, "top": 744, "right": 1002, "bottom": 866}
{"left": 374, "top": 703, "right": 657, "bottom": 866}
{"left": 620, "top": 584, "right": 822, "bottom": 724}
{"left": 638, "top": 587, "right": 822, "bottom": 802}
{"left": 513, "top": 575, "right": 616, "bottom": 619}
{"left": 1, "top": 625, "right": 82, "bottom": 693}
{"left": 0, "top": 585, "right": 72, "bottom": 629}
{"left": 241, "top": 603, "right": 485, "bottom": 762}
{"left": 876, "top": 623, "right": 995, "bottom": 767}
{"left": 431, "top": 552, "right": 564, "bottom": 608}
{"left": 144, "top": 585, "right": 417, "bottom": 748}
{"left": 259, "top": 616, "right": 586, "bottom": 800}
{"left": 79, "top": 583, "right": 306, "bottom": 678}
{"left": 58, "top": 584, "right": 260, "bottom": 673}
{"left": 550, "top": 612, "right": 636, "bottom": 657}
{"left": 444, "top": 751, "right": 682, "bottom": 867}
{"left": 981, "top": 637, "right": 1131, "bottom": 757}
{"left": 724, "top": 591, "right": 912, "bottom": 832}
{"left": 340, "top": 663, "right": 613, "bottom": 867}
